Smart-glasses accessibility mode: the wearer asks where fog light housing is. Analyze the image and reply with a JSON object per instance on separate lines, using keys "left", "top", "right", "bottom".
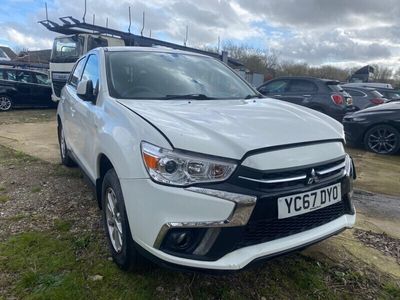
{"left": 161, "top": 228, "right": 207, "bottom": 254}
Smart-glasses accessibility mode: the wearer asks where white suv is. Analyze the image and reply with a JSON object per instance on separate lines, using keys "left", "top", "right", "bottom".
{"left": 58, "top": 47, "right": 356, "bottom": 271}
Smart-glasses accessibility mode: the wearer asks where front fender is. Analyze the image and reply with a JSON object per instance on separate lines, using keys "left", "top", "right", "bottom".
{"left": 94, "top": 99, "right": 172, "bottom": 180}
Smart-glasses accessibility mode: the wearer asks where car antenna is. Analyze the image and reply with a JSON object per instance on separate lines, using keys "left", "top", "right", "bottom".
{"left": 92, "top": 14, "right": 95, "bottom": 33}
{"left": 82, "top": 0, "right": 87, "bottom": 23}
{"left": 106, "top": 17, "right": 108, "bottom": 29}
{"left": 128, "top": 6, "right": 132, "bottom": 34}
{"left": 184, "top": 25, "right": 188, "bottom": 46}
{"left": 140, "top": 11, "right": 145, "bottom": 36}
{"left": 45, "top": 2, "right": 48, "bottom": 22}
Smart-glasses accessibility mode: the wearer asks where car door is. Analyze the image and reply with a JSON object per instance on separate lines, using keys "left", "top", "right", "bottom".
{"left": 284, "top": 79, "right": 318, "bottom": 105}
{"left": 15, "top": 70, "right": 35, "bottom": 106}
{"left": 258, "top": 79, "right": 289, "bottom": 101}
{"left": 31, "top": 72, "right": 53, "bottom": 107}
{"left": 62, "top": 56, "right": 87, "bottom": 158}
{"left": 70, "top": 54, "right": 100, "bottom": 179}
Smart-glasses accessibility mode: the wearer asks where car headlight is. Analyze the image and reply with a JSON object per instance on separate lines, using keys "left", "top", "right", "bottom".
{"left": 141, "top": 142, "right": 237, "bottom": 186}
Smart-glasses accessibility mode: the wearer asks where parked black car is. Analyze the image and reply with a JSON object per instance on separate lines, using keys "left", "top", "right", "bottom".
{"left": 343, "top": 101, "right": 400, "bottom": 154}
{"left": 0, "top": 68, "right": 55, "bottom": 111}
{"left": 342, "top": 87, "right": 387, "bottom": 110}
{"left": 257, "top": 76, "right": 353, "bottom": 121}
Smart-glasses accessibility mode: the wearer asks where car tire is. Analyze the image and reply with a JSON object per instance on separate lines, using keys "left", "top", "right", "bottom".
{"left": 101, "top": 168, "right": 146, "bottom": 271}
{"left": 58, "top": 123, "right": 76, "bottom": 167}
{"left": 0, "top": 95, "right": 12, "bottom": 111}
{"left": 364, "top": 124, "right": 400, "bottom": 155}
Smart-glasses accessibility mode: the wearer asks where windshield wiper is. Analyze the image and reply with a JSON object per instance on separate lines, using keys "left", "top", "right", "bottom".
{"left": 163, "top": 94, "right": 216, "bottom": 100}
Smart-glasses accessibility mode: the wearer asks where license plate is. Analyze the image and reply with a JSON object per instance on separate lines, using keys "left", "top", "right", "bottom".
{"left": 278, "top": 183, "right": 341, "bottom": 219}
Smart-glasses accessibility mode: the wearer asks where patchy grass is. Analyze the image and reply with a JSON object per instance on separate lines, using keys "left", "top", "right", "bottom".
{"left": 0, "top": 109, "right": 56, "bottom": 125}
{"left": 31, "top": 186, "right": 41, "bottom": 193}
{"left": 6, "top": 213, "right": 26, "bottom": 222}
{"left": 53, "top": 219, "right": 72, "bottom": 232}
{"left": 52, "top": 164, "right": 82, "bottom": 178}
{"left": 346, "top": 147, "right": 400, "bottom": 196}
{"left": 0, "top": 186, "right": 5, "bottom": 192}
{"left": 0, "top": 145, "right": 38, "bottom": 166}
{"left": 0, "top": 230, "right": 398, "bottom": 300}
{"left": 0, "top": 194, "right": 9, "bottom": 203}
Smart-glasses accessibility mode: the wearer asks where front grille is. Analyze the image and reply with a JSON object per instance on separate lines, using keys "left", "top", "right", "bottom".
{"left": 52, "top": 80, "right": 66, "bottom": 97}
{"left": 234, "top": 157, "right": 346, "bottom": 193}
{"left": 235, "top": 200, "right": 346, "bottom": 249}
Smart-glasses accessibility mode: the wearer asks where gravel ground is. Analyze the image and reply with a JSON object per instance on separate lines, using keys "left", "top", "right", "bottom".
{"left": 354, "top": 229, "right": 400, "bottom": 265}
{"left": 0, "top": 148, "right": 101, "bottom": 242}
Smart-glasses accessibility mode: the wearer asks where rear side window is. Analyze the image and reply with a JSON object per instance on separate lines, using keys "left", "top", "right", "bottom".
{"left": 371, "top": 90, "right": 384, "bottom": 98}
{"left": 327, "top": 84, "right": 343, "bottom": 92}
{"left": 259, "top": 80, "right": 288, "bottom": 94}
{"left": 69, "top": 57, "right": 86, "bottom": 87}
{"left": 345, "top": 89, "right": 365, "bottom": 97}
{"left": 2, "top": 70, "right": 16, "bottom": 81}
{"left": 288, "top": 80, "right": 317, "bottom": 93}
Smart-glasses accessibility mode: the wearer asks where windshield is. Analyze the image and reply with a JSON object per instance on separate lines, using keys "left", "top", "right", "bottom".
{"left": 51, "top": 36, "right": 83, "bottom": 63}
{"left": 106, "top": 51, "right": 257, "bottom": 100}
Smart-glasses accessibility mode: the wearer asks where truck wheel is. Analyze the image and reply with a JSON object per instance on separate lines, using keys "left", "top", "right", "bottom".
{"left": 58, "top": 123, "right": 76, "bottom": 167}
{"left": 0, "top": 95, "right": 12, "bottom": 111}
{"left": 364, "top": 125, "right": 400, "bottom": 155}
{"left": 102, "top": 169, "right": 146, "bottom": 271}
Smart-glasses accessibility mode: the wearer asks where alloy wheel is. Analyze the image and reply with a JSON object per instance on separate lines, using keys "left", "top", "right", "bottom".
{"left": 0, "top": 96, "right": 11, "bottom": 111}
{"left": 367, "top": 127, "right": 398, "bottom": 154}
{"left": 105, "top": 187, "right": 123, "bottom": 253}
{"left": 60, "top": 128, "right": 67, "bottom": 159}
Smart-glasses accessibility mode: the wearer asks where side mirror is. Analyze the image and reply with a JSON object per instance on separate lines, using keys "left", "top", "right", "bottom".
{"left": 77, "top": 79, "right": 95, "bottom": 103}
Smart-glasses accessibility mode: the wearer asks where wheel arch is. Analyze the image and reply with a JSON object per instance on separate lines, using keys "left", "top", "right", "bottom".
{"left": 96, "top": 153, "right": 116, "bottom": 209}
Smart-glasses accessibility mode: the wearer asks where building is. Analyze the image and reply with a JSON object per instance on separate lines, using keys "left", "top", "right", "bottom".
{"left": 0, "top": 46, "right": 17, "bottom": 61}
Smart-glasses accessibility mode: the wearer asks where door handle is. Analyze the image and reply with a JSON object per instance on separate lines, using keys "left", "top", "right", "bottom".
{"left": 273, "top": 94, "right": 281, "bottom": 97}
{"left": 303, "top": 95, "right": 311, "bottom": 97}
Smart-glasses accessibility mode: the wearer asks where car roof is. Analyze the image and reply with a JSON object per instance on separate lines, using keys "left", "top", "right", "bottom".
{"left": 270, "top": 76, "right": 339, "bottom": 83}
{"left": 102, "top": 46, "right": 209, "bottom": 58}
{"left": 343, "top": 86, "right": 377, "bottom": 92}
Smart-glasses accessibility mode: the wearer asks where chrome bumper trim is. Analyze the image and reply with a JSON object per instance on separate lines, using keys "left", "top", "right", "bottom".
{"left": 153, "top": 188, "right": 257, "bottom": 249}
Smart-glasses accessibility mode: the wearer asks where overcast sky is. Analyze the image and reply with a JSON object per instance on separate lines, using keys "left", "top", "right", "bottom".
{"left": 1, "top": 0, "right": 399, "bottom": 68}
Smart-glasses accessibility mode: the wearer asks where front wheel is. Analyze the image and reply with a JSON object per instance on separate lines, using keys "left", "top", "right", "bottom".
{"left": 0, "top": 95, "right": 12, "bottom": 111}
{"left": 101, "top": 169, "right": 146, "bottom": 271}
{"left": 364, "top": 124, "right": 400, "bottom": 155}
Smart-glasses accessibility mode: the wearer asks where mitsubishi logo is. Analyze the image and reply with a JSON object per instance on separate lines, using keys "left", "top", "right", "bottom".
{"left": 307, "top": 168, "right": 319, "bottom": 185}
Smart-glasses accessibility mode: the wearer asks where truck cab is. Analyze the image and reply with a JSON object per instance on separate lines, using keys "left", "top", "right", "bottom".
{"left": 50, "top": 34, "right": 124, "bottom": 101}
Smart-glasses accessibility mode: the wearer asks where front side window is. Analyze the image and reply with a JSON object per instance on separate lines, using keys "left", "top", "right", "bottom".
{"left": 106, "top": 51, "right": 257, "bottom": 100}
{"left": 260, "top": 80, "right": 289, "bottom": 94}
{"left": 69, "top": 57, "right": 87, "bottom": 87}
{"left": 16, "top": 71, "right": 34, "bottom": 83}
{"left": 81, "top": 55, "right": 99, "bottom": 89}
{"left": 34, "top": 73, "right": 51, "bottom": 85}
